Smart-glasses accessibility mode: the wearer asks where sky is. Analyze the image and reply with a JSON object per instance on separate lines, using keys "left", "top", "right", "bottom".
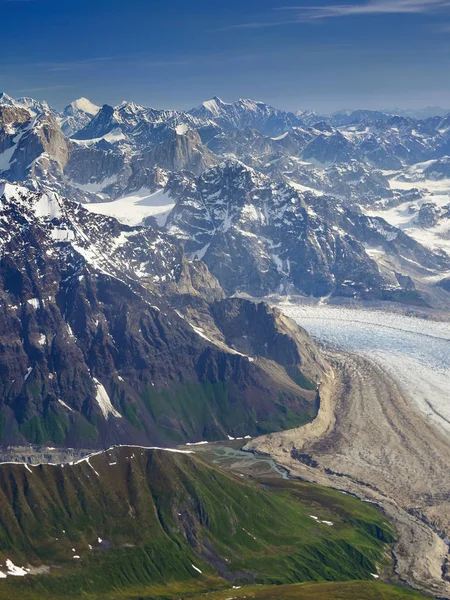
{"left": 2, "top": 0, "right": 450, "bottom": 113}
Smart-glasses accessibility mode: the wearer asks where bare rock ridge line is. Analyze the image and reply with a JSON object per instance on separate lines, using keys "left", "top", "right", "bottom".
{"left": 246, "top": 350, "right": 450, "bottom": 598}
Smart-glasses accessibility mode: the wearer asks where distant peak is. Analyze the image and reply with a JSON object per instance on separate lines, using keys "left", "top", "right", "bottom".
{"left": 68, "top": 97, "right": 100, "bottom": 115}
{"left": 202, "top": 96, "right": 230, "bottom": 113}
{"left": 0, "top": 92, "right": 15, "bottom": 105}
{"left": 116, "top": 100, "right": 145, "bottom": 112}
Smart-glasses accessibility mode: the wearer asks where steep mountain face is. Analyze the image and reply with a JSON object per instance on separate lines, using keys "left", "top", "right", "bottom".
{"left": 204, "top": 126, "right": 276, "bottom": 160}
{"left": 0, "top": 180, "right": 327, "bottom": 447}
{"left": 132, "top": 127, "right": 217, "bottom": 176}
{"left": 59, "top": 98, "right": 100, "bottom": 137}
{"left": 0, "top": 447, "right": 395, "bottom": 600}
{"left": 0, "top": 109, "right": 70, "bottom": 181}
{"left": 163, "top": 160, "right": 396, "bottom": 298}
{"left": 64, "top": 145, "right": 126, "bottom": 190}
{"left": 307, "top": 193, "right": 450, "bottom": 295}
{"left": 71, "top": 103, "right": 120, "bottom": 141}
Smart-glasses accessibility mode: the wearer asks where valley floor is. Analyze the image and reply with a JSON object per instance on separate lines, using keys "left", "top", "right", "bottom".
{"left": 247, "top": 345, "right": 450, "bottom": 598}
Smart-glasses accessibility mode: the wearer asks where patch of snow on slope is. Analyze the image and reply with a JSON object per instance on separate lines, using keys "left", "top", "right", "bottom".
{"left": 6, "top": 560, "right": 27, "bottom": 577}
{"left": 175, "top": 123, "right": 189, "bottom": 135}
{"left": 50, "top": 228, "right": 75, "bottom": 242}
{"left": 68, "top": 174, "right": 117, "bottom": 194}
{"left": 58, "top": 399, "right": 74, "bottom": 412}
{"left": 86, "top": 188, "right": 175, "bottom": 227}
{"left": 191, "top": 564, "right": 202, "bottom": 574}
{"left": 0, "top": 144, "right": 17, "bottom": 172}
{"left": 189, "top": 323, "right": 213, "bottom": 342}
{"left": 34, "top": 193, "right": 63, "bottom": 220}
{"left": 93, "top": 378, "right": 122, "bottom": 419}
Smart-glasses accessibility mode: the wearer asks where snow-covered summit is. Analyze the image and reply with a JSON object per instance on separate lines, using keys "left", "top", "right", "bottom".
{"left": 60, "top": 98, "right": 101, "bottom": 136}
{"left": 64, "top": 97, "right": 100, "bottom": 117}
{"left": 0, "top": 92, "right": 50, "bottom": 116}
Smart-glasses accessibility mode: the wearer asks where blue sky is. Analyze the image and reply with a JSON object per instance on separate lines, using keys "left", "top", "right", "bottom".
{"left": 2, "top": 0, "right": 450, "bottom": 112}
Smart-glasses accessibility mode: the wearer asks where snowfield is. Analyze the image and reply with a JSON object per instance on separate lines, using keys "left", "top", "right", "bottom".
{"left": 86, "top": 188, "right": 175, "bottom": 227}
{"left": 277, "top": 302, "right": 450, "bottom": 434}
{"left": 366, "top": 170, "right": 450, "bottom": 253}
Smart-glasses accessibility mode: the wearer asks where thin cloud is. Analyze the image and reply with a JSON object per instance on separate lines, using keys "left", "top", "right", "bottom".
{"left": 13, "top": 85, "right": 75, "bottom": 92}
{"left": 226, "top": 0, "right": 450, "bottom": 28}
{"left": 434, "top": 20, "right": 450, "bottom": 29}
{"left": 279, "top": 0, "right": 450, "bottom": 19}
{"left": 218, "top": 19, "right": 297, "bottom": 30}
{"left": 36, "top": 57, "right": 116, "bottom": 72}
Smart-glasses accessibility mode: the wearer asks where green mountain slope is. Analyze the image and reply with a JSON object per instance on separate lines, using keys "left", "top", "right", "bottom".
{"left": 195, "top": 580, "right": 425, "bottom": 599}
{"left": 0, "top": 446, "right": 416, "bottom": 599}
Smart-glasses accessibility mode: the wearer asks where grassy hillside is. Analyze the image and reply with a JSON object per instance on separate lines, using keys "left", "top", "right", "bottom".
{"left": 192, "top": 581, "right": 426, "bottom": 599}
{"left": 0, "top": 447, "right": 417, "bottom": 600}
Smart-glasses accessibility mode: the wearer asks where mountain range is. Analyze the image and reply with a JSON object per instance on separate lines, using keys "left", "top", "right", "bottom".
{"left": 1, "top": 91, "right": 450, "bottom": 448}
{"left": 0, "top": 90, "right": 443, "bottom": 600}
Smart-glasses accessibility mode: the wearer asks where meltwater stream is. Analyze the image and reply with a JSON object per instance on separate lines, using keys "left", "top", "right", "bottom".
{"left": 277, "top": 303, "right": 450, "bottom": 434}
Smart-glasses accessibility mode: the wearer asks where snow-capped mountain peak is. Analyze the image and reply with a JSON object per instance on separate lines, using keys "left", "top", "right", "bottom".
{"left": 60, "top": 98, "right": 101, "bottom": 137}
{"left": 64, "top": 97, "right": 100, "bottom": 116}
{"left": 0, "top": 92, "right": 50, "bottom": 116}
{"left": 0, "top": 92, "right": 15, "bottom": 106}
{"left": 201, "top": 96, "right": 230, "bottom": 116}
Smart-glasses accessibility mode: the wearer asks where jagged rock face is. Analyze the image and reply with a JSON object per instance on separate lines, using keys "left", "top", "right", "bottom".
{"left": 264, "top": 158, "right": 393, "bottom": 206}
{"left": 325, "top": 161, "right": 392, "bottom": 203}
{"left": 1, "top": 92, "right": 449, "bottom": 307}
{"left": 72, "top": 104, "right": 119, "bottom": 140}
{"left": 209, "top": 298, "right": 327, "bottom": 383}
{"left": 0, "top": 105, "right": 30, "bottom": 128}
{"left": 164, "top": 160, "right": 390, "bottom": 298}
{"left": 0, "top": 106, "right": 32, "bottom": 159}
{"left": 0, "top": 101, "right": 217, "bottom": 203}
{"left": 64, "top": 145, "right": 125, "bottom": 187}
{"left": 72, "top": 102, "right": 185, "bottom": 147}
{"left": 0, "top": 111, "right": 70, "bottom": 181}
{"left": 0, "top": 181, "right": 326, "bottom": 447}
{"left": 133, "top": 129, "right": 217, "bottom": 176}
{"left": 417, "top": 202, "right": 442, "bottom": 228}
{"left": 306, "top": 193, "right": 450, "bottom": 299}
